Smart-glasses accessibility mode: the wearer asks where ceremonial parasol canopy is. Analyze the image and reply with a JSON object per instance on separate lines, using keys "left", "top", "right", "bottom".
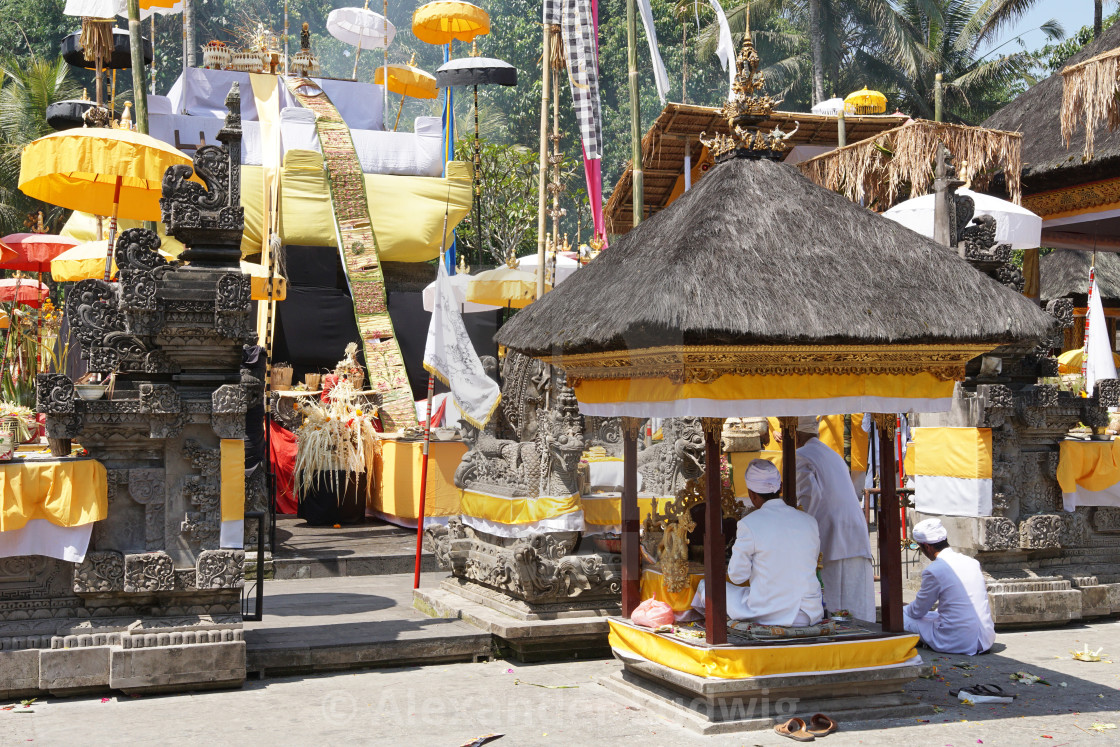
{"left": 0, "top": 279, "right": 49, "bottom": 308}
{"left": 422, "top": 272, "right": 497, "bottom": 313}
{"left": 496, "top": 154, "right": 1057, "bottom": 418}
{"left": 1058, "top": 347, "right": 1120, "bottom": 375}
{"left": 412, "top": 1, "right": 490, "bottom": 46}
{"left": 810, "top": 97, "right": 845, "bottom": 116}
{"left": 435, "top": 55, "right": 516, "bottom": 88}
{"left": 49, "top": 239, "right": 171, "bottom": 281}
{"left": 845, "top": 86, "right": 887, "bottom": 115}
{"left": 465, "top": 266, "right": 546, "bottom": 309}
{"left": 375, "top": 62, "right": 439, "bottom": 99}
{"left": 327, "top": 6, "right": 396, "bottom": 50}
{"left": 0, "top": 241, "right": 16, "bottom": 266}
{"left": 19, "top": 127, "right": 193, "bottom": 223}
{"left": 0, "top": 233, "right": 80, "bottom": 273}
{"left": 61, "top": 27, "right": 152, "bottom": 70}
{"left": 883, "top": 188, "right": 1042, "bottom": 250}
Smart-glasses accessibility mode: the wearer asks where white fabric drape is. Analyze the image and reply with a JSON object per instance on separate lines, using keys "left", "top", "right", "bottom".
{"left": 709, "top": 0, "right": 736, "bottom": 100}
{"left": 635, "top": 0, "right": 670, "bottom": 104}
{"left": 1085, "top": 276, "right": 1117, "bottom": 396}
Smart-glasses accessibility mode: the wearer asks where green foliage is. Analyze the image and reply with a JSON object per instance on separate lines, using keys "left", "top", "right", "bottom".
{"left": 1028, "top": 9, "right": 1120, "bottom": 76}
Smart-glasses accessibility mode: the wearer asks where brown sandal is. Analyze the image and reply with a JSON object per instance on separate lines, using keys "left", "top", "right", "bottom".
{"left": 774, "top": 717, "right": 816, "bottom": 742}
{"left": 808, "top": 713, "right": 838, "bottom": 736}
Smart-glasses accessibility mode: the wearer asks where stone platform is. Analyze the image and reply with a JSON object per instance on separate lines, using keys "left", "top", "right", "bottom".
{"left": 414, "top": 578, "right": 616, "bottom": 662}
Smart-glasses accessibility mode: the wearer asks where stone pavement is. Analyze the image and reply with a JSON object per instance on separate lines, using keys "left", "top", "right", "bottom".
{"left": 3, "top": 616, "right": 1117, "bottom": 745}
{"left": 261, "top": 517, "right": 441, "bottom": 579}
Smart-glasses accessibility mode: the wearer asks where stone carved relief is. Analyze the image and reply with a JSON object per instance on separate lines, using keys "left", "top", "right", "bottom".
{"left": 123, "top": 552, "right": 175, "bottom": 592}
{"left": 1019, "top": 514, "right": 1063, "bottom": 550}
{"left": 1060, "top": 510, "right": 1090, "bottom": 547}
{"left": 196, "top": 550, "right": 244, "bottom": 589}
{"left": 179, "top": 439, "right": 221, "bottom": 551}
{"left": 1091, "top": 506, "right": 1120, "bottom": 533}
{"left": 128, "top": 468, "right": 166, "bottom": 551}
{"left": 978, "top": 517, "right": 1019, "bottom": 551}
{"left": 638, "top": 417, "right": 705, "bottom": 496}
{"left": 35, "top": 374, "right": 74, "bottom": 414}
{"left": 211, "top": 383, "right": 248, "bottom": 439}
{"left": 73, "top": 551, "right": 125, "bottom": 593}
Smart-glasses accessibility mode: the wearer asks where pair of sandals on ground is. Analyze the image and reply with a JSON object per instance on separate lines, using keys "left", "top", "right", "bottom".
{"left": 774, "top": 713, "right": 837, "bottom": 741}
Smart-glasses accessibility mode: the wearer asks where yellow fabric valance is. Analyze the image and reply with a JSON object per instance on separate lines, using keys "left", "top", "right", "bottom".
{"left": 608, "top": 618, "right": 919, "bottom": 679}
{"left": 459, "top": 489, "right": 580, "bottom": 525}
{"left": 640, "top": 569, "right": 704, "bottom": 613}
{"left": 580, "top": 495, "right": 679, "bottom": 526}
{"left": 908, "top": 428, "right": 993, "bottom": 480}
{"left": 0, "top": 459, "right": 108, "bottom": 532}
{"left": 1056, "top": 439, "right": 1120, "bottom": 493}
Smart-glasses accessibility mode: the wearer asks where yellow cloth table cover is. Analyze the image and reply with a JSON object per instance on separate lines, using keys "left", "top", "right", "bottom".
{"left": 640, "top": 569, "right": 704, "bottom": 613}
{"left": 1056, "top": 438, "right": 1120, "bottom": 512}
{"left": 580, "top": 495, "right": 682, "bottom": 533}
{"left": 0, "top": 458, "right": 107, "bottom": 563}
{"left": 608, "top": 618, "right": 920, "bottom": 680}
{"left": 906, "top": 427, "right": 993, "bottom": 517}
{"left": 374, "top": 438, "right": 467, "bottom": 526}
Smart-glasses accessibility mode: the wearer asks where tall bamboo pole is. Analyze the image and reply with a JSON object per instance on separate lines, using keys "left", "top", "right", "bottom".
{"left": 127, "top": 0, "right": 149, "bottom": 134}
{"left": 626, "top": 0, "right": 643, "bottom": 227}
{"left": 535, "top": 26, "right": 552, "bottom": 298}
{"left": 184, "top": 0, "right": 196, "bottom": 68}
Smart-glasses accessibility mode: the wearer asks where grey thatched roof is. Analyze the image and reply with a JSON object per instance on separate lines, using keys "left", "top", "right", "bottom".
{"left": 497, "top": 156, "right": 1056, "bottom": 357}
{"left": 983, "top": 22, "right": 1120, "bottom": 193}
{"left": 1041, "top": 250, "right": 1120, "bottom": 302}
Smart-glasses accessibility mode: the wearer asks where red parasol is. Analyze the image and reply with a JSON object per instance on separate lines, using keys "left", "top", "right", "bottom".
{"left": 0, "top": 279, "right": 49, "bottom": 308}
{"left": 0, "top": 233, "right": 81, "bottom": 273}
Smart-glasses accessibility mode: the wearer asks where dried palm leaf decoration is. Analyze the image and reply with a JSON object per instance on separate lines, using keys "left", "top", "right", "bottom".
{"left": 1060, "top": 47, "right": 1120, "bottom": 160}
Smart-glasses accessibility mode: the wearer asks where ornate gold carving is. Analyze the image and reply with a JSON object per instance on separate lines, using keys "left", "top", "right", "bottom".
{"left": 657, "top": 510, "right": 695, "bottom": 593}
{"left": 551, "top": 343, "right": 992, "bottom": 385}
{"left": 620, "top": 416, "right": 644, "bottom": 440}
{"left": 700, "top": 417, "right": 725, "bottom": 438}
{"left": 871, "top": 412, "right": 898, "bottom": 438}
{"left": 1022, "top": 177, "right": 1120, "bottom": 219}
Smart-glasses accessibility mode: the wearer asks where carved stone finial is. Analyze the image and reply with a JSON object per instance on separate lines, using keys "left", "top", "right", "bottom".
{"left": 159, "top": 82, "right": 244, "bottom": 265}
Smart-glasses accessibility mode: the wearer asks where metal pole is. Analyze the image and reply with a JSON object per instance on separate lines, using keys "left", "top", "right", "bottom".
{"left": 127, "top": 0, "right": 149, "bottom": 133}
{"left": 626, "top": 0, "right": 643, "bottom": 227}
{"left": 535, "top": 26, "right": 552, "bottom": 297}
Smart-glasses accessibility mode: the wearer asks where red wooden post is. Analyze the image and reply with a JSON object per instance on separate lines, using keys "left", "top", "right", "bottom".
{"left": 412, "top": 374, "right": 435, "bottom": 590}
{"left": 620, "top": 416, "right": 642, "bottom": 617}
{"left": 875, "top": 414, "right": 904, "bottom": 632}
{"left": 702, "top": 417, "right": 727, "bottom": 645}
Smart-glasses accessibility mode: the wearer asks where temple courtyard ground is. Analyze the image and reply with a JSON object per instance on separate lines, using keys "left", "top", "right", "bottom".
{"left": 1, "top": 571, "right": 1117, "bottom": 746}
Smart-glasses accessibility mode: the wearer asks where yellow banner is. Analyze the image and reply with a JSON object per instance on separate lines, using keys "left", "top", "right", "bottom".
{"left": 460, "top": 490, "right": 580, "bottom": 525}
{"left": 1057, "top": 438, "right": 1120, "bottom": 493}
{"left": 220, "top": 439, "right": 245, "bottom": 523}
{"left": 910, "top": 428, "right": 992, "bottom": 479}
{"left": 608, "top": 619, "right": 918, "bottom": 679}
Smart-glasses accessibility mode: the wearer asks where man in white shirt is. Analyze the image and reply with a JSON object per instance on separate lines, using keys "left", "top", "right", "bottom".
{"left": 904, "top": 518, "right": 996, "bottom": 655}
{"left": 795, "top": 416, "right": 876, "bottom": 622}
{"left": 691, "top": 460, "right": 824, "bottom": 626}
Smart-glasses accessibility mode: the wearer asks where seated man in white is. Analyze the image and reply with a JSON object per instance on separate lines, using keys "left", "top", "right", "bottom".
{"left": 691, "top": 460, "right": 824, "bottom": 626}
{"left": 903, "top": 518, "right": 996, "bottom": 655}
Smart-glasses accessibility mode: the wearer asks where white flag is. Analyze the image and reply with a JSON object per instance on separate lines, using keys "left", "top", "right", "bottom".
{"left": 709, "top": 0, "right": 736, "bottom": 100}
{"left": 636, "top": 0, "right": 671, "bottom": 104}
{"left": 1084, "top": 275, "right": 1117, "bottom": 396}
{"left": 423, "top": 261, "right": 501, "bottom": 429}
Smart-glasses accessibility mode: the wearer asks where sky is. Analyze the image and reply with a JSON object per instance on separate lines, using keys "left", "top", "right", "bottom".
{"left": 998, "top": 3, "right": 1098, "bottom": 55}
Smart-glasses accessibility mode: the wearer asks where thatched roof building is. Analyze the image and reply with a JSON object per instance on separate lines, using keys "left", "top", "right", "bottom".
{"left": 983, "top": 22, "right": 1120, "bottom": 248}
{"left": 1041, "top": 250, "right": 1120, "bottom": 302}
{"left": 498, "top": 156, "right": 1055, "bottom": 358}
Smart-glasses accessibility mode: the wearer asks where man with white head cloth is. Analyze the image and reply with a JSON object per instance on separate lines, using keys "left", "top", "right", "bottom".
{"left": 794, "top": 415, "right": 876, "bottom": 621}
{"left": 690, "top": 460, "right": 824, "bottom": 626}
{"left": 904, "top": 518, "right": 995, "bottom": 655}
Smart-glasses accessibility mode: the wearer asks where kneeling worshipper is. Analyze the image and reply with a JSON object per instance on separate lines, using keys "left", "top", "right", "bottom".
{"left": 691, "top": 460, "right": 825, "bottom": 626}
{"left": 904, "top": 518, "right": 996, "bottom": 655}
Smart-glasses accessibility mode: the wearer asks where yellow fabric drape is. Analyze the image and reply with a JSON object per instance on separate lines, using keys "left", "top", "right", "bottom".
{"left": 851, "top": 413, "right": 869, "bottom": 472}
{"left": 0, "top": 459, "right": 107, "bottom": 531}
{"left": 581, "top": 495, "right": 681, "bottom": 526}
{"left": 818, "top": 414, "right": 846, "bottom": 458}
{"left": 640, "top": 569, "right": 704, "bottom": 612}
{"left": 608, "top": 619, "right": 919, "bottom": 679}
{"left": 374, "top": 439, "right": 466, "bottom": 519}
{"left": 460, "top": 490, "right": 580, "bottom": 524}
{"left": 220, "top": 440, "right": 245, "bottom": 523}
{"left": 909, "top": 428, "right": 993, "bottom": 480}
{"left": 574, "top": 372, "right": 955, "bottom": 407}
{"left": 1056, "top": 439, "right": 1120, "bottom": 493}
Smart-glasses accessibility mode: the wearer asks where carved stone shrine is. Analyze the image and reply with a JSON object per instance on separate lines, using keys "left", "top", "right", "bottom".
{"left": 0, "top": 84, "right": 261, "bottom": 697}
{"left": 911, "top": 165, "right": 1120, "bottom": 626}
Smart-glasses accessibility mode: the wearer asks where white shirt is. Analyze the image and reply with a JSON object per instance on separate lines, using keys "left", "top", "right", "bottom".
{"left": 904, "top": 548, "right": 996, "bottom": 655}
{"left": 796, "top": 437, "right": 874, "bottom": 563}
{"left": 725, "top": 499, "right": 824, "bottom": 626}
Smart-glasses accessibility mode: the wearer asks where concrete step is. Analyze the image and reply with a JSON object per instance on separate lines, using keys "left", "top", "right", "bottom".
{"left": 250, "top": 551, "right": 441, "bottom": 580}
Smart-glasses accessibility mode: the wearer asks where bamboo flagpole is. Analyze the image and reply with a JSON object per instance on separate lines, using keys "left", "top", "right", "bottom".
{"left": 535, "top": 24, "right": 552, "bottom": 298}
{"left": 626, "top": 0, "right": 643, "bottom": 227}
{"left": 1081, "top": 253, "right": 1096, "bottom": 389}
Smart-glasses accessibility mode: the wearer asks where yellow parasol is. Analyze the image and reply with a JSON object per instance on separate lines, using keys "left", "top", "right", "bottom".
{"left": 844, "top": 86, "right": 887, "bottom": 115}
{"left": 1057, "top": 347, "right": 1120, "bottom": 375}
{"left": 412, "top": 1, "right": 490, "bottom": 46}
{"left": 0, "top": 309, "right": 8, "bottom": 330}
{"left": 464, "top": 266, "right": 547, "bottom": 309}
{"left": 49, "top": 239, "right": 173, "bottom": 281}
{"left": 374, "top": 58, "right": 439, "bottom": 131}
{"left": 19, "top": 125, "right": 193, "bottom": 280}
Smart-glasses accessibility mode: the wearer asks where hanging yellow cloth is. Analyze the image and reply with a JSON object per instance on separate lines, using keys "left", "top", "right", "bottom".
{"left": 1056, "top": 439, "right": 1120, "bottom": 493}
{"left": 0, "top": 459, "right": 108, "bottom": 531}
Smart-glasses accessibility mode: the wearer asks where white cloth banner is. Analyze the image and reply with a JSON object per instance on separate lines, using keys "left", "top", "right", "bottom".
{"left": 635, "top": 0, "right": 671, "bottom": 104}
{"left": 1085, "top": 276, "right": 1117, "bottom": 396}
{"left": 0, "top": 520, "right": 93, "bottom": 563}
{"left": 913, "top": 475, "right": 992, "bottom": 517}
{"left": 709, "top": 0, "right": 736, "bottom": 100}
{"left": 423, "top": 260, "right": 501, "bottom": 429}
{"left": 1063, "top": 482, "right": 1120, "bottom": 512}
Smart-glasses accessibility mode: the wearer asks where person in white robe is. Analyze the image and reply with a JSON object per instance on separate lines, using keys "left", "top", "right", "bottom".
{"left": 691, "top": 460, "right": 824, "bottom": 626}
{"left": 903, "top": 518, "right": 996, "bottom": 655}
{"left": 794, "top": 416, "right": 876, "bottom": 622}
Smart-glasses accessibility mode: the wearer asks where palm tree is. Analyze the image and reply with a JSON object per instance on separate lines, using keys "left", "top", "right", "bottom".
{"left": 861, "top": 0, "right": 1064, "bottom": 123}
{"left": 0, "top": 56, "right": 81, "bottom": 236}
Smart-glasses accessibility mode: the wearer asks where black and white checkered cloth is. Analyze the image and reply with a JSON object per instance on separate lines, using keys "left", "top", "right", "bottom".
{"left": 544, "top": 0, "right": 603, "bottom": 160}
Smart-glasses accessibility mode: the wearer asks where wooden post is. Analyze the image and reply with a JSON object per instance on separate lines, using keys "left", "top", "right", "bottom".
{"left": 620, "top": 416, "right": 643, "bottom": 617}
{"left": 874, "top": 413, "right": 903, "bottom": 632}
{"left": 626, "top": 0, "right": 643, "bottom": 227}
{"left": 779, "top": 416, "right": 798, "bottom": 507}
{"left": 535, "top": 26, "right": 552, "bottom": 298}
{"left": 701, "top": 417, "right": 726, "bottom": 645}
{"left": 127, "top": 0, "right": 149, "bottom": 134}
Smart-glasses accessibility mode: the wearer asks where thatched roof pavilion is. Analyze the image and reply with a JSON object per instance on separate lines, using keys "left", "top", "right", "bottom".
{"left": 1041, "top": 250, "right": 1120, "bottom": 303}
{"left": 499, "top": 155, "right": 1056, "bottom": 361}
